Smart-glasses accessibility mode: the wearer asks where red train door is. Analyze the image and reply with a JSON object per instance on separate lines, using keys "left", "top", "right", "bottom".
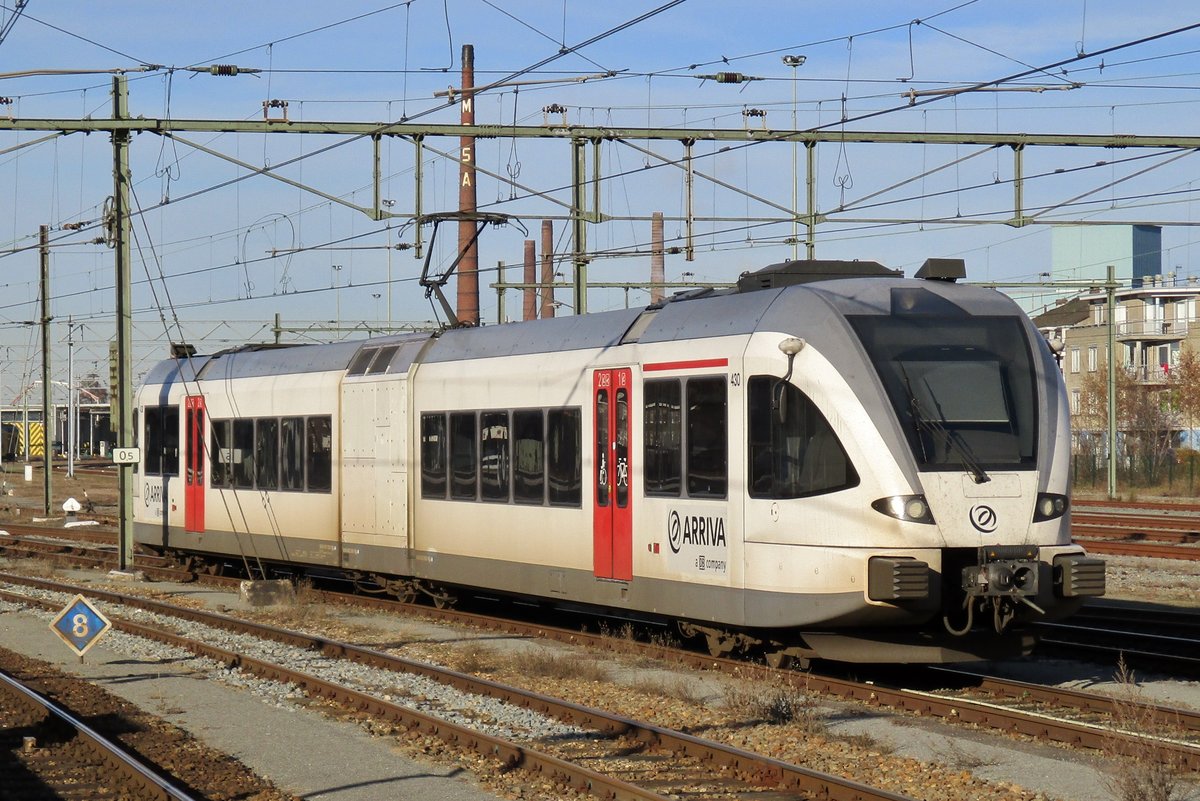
{"left": 593, "top": 368, "right": 632, "bottom": 581}
{"left": 184, "top": 395, "right": 206, "bottom": 533}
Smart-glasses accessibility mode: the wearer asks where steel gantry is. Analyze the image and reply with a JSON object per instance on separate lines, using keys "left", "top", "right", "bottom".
{"left": 4, "top": 73, "right": 1200, "bottom": 559}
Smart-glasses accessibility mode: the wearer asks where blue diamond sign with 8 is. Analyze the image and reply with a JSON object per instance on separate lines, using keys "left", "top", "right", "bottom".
{"left": 49, "top": 595, "right": 112, "bottom": 657}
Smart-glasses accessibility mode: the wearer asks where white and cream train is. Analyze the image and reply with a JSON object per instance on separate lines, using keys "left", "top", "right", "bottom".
{"left": 133, "top": 258, "right": 1104, "bottom": 664}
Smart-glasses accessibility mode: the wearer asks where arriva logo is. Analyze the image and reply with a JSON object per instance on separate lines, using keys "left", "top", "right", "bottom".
{"left": 667, "top": 510, "right": 727, "bottom": 553}
{"left": 668, "top": 510, "right": 683, "bottom": 553}
{"left": 969, "top": 504, "right": 998, "bottom": 533}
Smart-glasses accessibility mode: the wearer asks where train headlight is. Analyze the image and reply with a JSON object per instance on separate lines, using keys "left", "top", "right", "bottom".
{"left": 871, "top": 494, "right": 935, "bottom": 524}
{"left": 1032, "top": 492, "right": 1069, "bottom": 522}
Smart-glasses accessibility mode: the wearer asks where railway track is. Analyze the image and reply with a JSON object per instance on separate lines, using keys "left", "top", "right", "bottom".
{"left": 1035, "top": 601, "right": 1200, "bottom": 675}
{"left": 1071, "top": 501, "right": 1200, "bottom": 560}
{"left": 0, "top": 657, "right": 203, "bottom": 801}
{"left": 0, "top": 574, "right": 919, "bottom": 801}
{"left": 1, "top": 556, "right": 1198, "bottom": 781}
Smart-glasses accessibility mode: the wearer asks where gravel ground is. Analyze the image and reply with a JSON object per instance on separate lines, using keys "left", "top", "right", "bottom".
{"left": 2, "top": 561, "right": 1197, "bottom": 801}
{"left": 1103, "top": 554, "right": 1200, "bottom": 606}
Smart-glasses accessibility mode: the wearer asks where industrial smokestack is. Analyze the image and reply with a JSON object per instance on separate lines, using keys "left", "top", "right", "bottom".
{"left": 540, "top": 220, "right": 555, "bottom": 319}
{"left": 456, "top": 44, "right": 479, "bottom": 325}
{"left": 523, "top": 240, "right": 537, "bottom": 321}
{"left": 650, "top": 211, "right": 665, "bottom": 304}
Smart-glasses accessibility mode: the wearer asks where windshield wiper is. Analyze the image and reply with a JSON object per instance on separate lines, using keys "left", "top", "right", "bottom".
{"left": 899, "top": 366, "right": 991, "bottom": 485}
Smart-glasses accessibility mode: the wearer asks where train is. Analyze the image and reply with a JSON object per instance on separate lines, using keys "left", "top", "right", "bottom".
{"left": 133, "top": 257, "right": 1105, "bottom": 665}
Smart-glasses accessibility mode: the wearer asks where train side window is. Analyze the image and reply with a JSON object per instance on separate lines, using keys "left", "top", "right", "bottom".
{"left": 161, "top": 406, "right": 180, "bottom": 476}
{"left": 512, "top": 410, "right": 545, "bottom": 504}
{"left": 255, "top": 418, "right": 279, "bottom": 490}
{"left": 211, "top": 419, "right": 231, "bottom": 487}
{"left": 143, "top": 405, "right": 180, "bottom": 477}
{"left": 144, "top": 407, "right": 162, "bottom": 475}
{"left": 280, "top": 417, "right": 304, "bottom": 491}
{"left": 421, "top": 413, "right": 448, "bottom": 499}
{"left": 480, "top": 411, "right": 510, "bottom": 502}
{"left": 306, "top": 416, "right": 333, "bottom": 492}
{"left": 643, "top": 380, "right": 682, "bottom": 496}
{"left": 450, "top": 412, "right": 478, "bottom": 500}
{"left": 747, "top": 377, "right": 859, "bottom": 499}
{"left": 232, "top": 419, "right": 255, "bottom": 489}
{"left": 547, "top": 408, "right": 582, "bottom": 507}
{"left": 686, "top": 377, "right": 727, "bottom": 498}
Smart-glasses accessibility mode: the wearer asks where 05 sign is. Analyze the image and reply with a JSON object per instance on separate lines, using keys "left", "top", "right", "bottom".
{"left": 112, "top": 446, "right": 141, "bottom": 465}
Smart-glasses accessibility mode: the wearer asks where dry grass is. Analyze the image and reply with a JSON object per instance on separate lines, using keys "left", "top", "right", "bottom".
{"left": 722, "top": 677, "right": 823, "bottom": 731}
{"left": 448, "top": 641, "right": 497, "bottom": 674}
{"left": 508, "top": 648, "right": 611, "bottom": 683}
{"left": 2, "top": 555, "right": 60, "bottom": 578}
{"left": 1104, "top": 656, "right": 1192, "bottom": 801}
{"left": 628, "top": 673, "right": 709, "bottom": 705}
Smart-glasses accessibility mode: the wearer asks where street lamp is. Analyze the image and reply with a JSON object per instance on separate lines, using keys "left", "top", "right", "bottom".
{"left": 781, "top": 55, "right": 806, "bottom": 261}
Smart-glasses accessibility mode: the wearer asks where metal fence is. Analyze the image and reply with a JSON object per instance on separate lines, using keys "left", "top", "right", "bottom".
{"left": 1072, "top": 450, "right": 1200, "bottom": 495}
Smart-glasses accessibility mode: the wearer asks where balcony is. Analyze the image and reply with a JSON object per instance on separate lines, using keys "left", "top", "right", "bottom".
{"left": 1116, "top": 319, "right": 1188, "bottom": 341}
{"left": 1124, "top": 364, "right": 1173, "bottom": 384}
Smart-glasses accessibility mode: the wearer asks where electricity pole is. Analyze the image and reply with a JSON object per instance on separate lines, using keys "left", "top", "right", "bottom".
{"left": 112, "top": 75, "right": 135, "bottom": 572}
{"left": 39, "top": 224, "right": 51, "bottom": 515}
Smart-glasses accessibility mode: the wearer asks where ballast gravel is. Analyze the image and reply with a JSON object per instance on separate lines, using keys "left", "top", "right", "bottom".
{"left": 0, "top": 586, "right": 588, "bottom": 745}
{"left": 2, "top": 562, "right": 1199, "bottom": 801}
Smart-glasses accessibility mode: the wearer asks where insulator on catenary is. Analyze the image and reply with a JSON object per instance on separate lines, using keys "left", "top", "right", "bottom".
{"left": 715, "top": 72, "right": 746, "bottom": 83}
{"left": 208, "top": 64, "right": 240, "bottom": 76}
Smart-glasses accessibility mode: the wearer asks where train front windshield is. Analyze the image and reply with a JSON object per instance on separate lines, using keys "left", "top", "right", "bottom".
{"left": 849, "top": 314, "right": 1038, "bottom": 472}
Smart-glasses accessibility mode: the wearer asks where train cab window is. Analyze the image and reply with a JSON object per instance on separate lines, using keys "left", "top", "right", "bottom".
{"left": 421, "top": 413, "right": 448, "bottom": 498}
{"left": 255, "top": 418, "right": 279, "bottom": 490}
{"left": 211, "top": 419, "right": 231, "bottom": 487}
{"left": 232, "top": 420, "right": 255, "bottom": 489}
{"left": 643, "top": 380, "right": 682, "bottom": 496}
{"left": 748, "top": 377, "right": 858, "bottom": 498}
{"left": 512, "top": 410, "right": 545, "bottom": 504}
{"left": 450, "top": 412, "right": 478, "bottom": 500}
{"left": 143, "top": 405, "right": 180, "bottom": 477}
{"left": 280, "top": 417, "right": 304, "bottom": 491}
{"left": 547, "top": 408, "right": 582, "bottom": 507}
{"left": 687, "top": 378, "right": 727, "bottom": 498}
{"left": 306, "top": 416, "right": 333, "bottom": 492}
{"left": 480, "top": 411, "right": 510, "bottom": 502}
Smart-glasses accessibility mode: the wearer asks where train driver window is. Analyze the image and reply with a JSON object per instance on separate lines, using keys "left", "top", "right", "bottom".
{"left": 748, "top": 377, "right": 858, "bottom": 499}
{"left": 421, "top": 413, "right": 448, "bottom": 498}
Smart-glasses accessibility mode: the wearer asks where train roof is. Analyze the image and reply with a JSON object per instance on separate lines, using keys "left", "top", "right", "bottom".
{"left": 141, "top": 259, "right": 1028, "bottom": 384}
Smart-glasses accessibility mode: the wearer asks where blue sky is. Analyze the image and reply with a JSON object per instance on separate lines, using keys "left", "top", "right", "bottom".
{"left": 1, "top": 1, "right": 1199, "bottom": 393}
